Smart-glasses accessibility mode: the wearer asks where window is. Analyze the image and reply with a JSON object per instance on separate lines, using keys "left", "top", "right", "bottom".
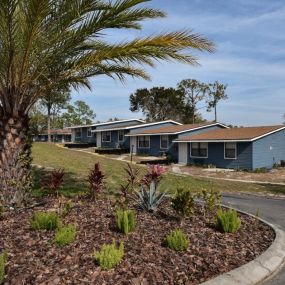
{"left": 160, "top": 135, "right": 169, "bottom": 149}
{"left": 102, "top": 131, "right": 111, "bottom": 142}
{"left": 118, "top": 130, "right": 124, "bottom": 142}
{"left": 224, "top": 142, "right": 237, "bottom": 159}
{"left": 75, "top": 128, "right": 82, "bottom": 139}
{"left": 191, "top": 142, "right": 208, "bottom": 158}
{"left": 87, "top": 127, "right": 92, "bottom": 137}
{"left": 138, "top": 136, "right": 150, "bottom": 148}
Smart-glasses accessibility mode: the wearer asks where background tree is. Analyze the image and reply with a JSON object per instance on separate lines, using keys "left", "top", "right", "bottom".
{"left": 177, "top": 79, "right": 208, "bottom": 124}
{"left": 0, "top": 0, "right": 214, "bottom": 206}
{"left": 206, "top": 81, "right": 228, "bottom": 122}
{"left": 40, "top": 86, "right": 71, "bottom": 142}
{"left": 129, "top": 87, "right": 184, "bottom": 122}
{"left": 61, "top": 101, "right": 96, "bottom": 127}
{"left": 29, "top": 104, "right": 47, "bottom": 136}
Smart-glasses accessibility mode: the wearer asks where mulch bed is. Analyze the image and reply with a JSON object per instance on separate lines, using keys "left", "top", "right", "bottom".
{"left": 0, "top": 197, "right": 274, "bottom": 285}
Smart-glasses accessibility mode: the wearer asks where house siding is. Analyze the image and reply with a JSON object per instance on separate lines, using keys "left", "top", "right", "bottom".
{"left": 101, "top": 130, "right": 130, "bottom": 148}
{"left": 188, "top": 142, "right": 253, "bottom": 170}
{"left": 252, "top": 129, "right": 285, "bottom": 169}
{"left": 136, "top": 124, "right": 225, "bottom": 159}
{"left": 73, "top": 127, "right": 96, "bottom": 143}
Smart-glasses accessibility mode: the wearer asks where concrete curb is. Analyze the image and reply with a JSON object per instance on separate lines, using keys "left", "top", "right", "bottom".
{"left": 200, "top": 207, "right": 285, "bottom": 285}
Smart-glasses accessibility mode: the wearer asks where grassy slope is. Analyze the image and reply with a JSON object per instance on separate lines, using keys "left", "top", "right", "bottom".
{"left": 32, "top": 143, "right": 285, "bottom": 196}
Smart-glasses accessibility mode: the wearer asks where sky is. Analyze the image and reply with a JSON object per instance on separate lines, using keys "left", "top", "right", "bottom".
{"left": 70, "top": 0, "right": 285, "bottom": 126}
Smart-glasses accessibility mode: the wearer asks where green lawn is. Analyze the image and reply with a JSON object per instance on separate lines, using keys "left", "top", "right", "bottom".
{"left": 32, "top": 143, "right": 285, "bottom": 197}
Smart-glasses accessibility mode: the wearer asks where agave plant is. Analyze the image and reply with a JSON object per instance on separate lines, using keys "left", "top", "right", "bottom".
{"left": 134, "top": 181, "right": 167, "bottom": 212}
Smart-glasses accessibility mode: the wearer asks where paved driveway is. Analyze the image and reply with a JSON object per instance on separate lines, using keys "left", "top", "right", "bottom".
{"left": 222, "top": 193, "right": 285, "bottom": 285}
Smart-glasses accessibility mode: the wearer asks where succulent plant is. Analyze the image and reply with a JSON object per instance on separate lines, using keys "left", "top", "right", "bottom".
{"left": 134, "top": 181, "right": 167, "bottom": 212}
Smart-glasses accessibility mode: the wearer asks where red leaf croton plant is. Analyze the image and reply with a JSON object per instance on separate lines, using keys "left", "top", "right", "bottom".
{"left": 0, "top": 0, "right": 214, "bottom": 207}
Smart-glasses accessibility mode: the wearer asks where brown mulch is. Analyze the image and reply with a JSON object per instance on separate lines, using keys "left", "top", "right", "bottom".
{"left": 0, "top": 197, "right": 274, "bottom": 285}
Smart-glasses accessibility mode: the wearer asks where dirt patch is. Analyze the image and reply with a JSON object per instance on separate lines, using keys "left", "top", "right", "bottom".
{"left": 180, "top": 166, "right": 285, "bottom": 184}
{"left": 0, "top": 198, "right": 274, "bottom": 285}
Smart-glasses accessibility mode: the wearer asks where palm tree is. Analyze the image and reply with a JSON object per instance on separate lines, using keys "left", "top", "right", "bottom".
{"left": 0, "top": 0, "right": 215, "bottom": 206}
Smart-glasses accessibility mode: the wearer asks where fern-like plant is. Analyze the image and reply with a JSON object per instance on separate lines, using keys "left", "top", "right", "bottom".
{"left": 166, "top": 229, "right": 189, "bottom": 251}
{"left": 54, "top": 224, "right": 76, "bottom": 247}
{"left": 0, "top": 250, "right": 8, "bottom": 285}
{"left": 93, "top": 240, "right": 124, "bottom": 270}
{"left": 215, "top": 208, "right": 241, "bottom": 233}
{"left": 115, "top": 208, "right": 136, "bottom": 235}
{"left": 134, "top": 181, "right": 167, "bottom": 212}
{"left": 30, "top": 211, "right": 60, "bottom": 230}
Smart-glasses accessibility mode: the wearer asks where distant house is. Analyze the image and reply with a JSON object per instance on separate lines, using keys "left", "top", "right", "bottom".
{"left": 93, "top": 119, "right": 181, "bottom": 149}
{"left": 127, "top": 122, "right": 227, "bottom": 160}
{"left": 68, "top": 119, "right": 145, "bottom": 146}
{"left": 34, "top": 129, "right": 72, "bottom": 143}
{"left": 175, "top": 125, "right": 285, "bottom": 170}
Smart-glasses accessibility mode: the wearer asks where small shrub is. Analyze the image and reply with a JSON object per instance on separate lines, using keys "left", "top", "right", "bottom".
{"left": 30, "top": 211, "right": 60, "bottom": 230}
{"left": 166, "top": 229, "right": 189, "bottom": 251}
{"left": 93, "top": 240, "right": 124, "bottom": 270}
{"left": 134, "top": 181, "right": 167, "bottom": 212}
{"left": 172, "top": 188, "right": 195, "bottom": 220}
{"left": 88, "top": 162, "right": 105, "bottom": 200}
{"left": 115, "top": 208, "right": 136, "bottom": 234}
{"left": 61, "top": 200, "right": 73, "bottom": 217}
{"left": 54, "top": 224, "right": 76, "bottom": 247}
{"left": 0, "top": 250, "right": 8, "bottom": 285}
{"left": 215, "top": 208, "right": 241, "bottom": 233}
{"left": 42, "top": 169, "right": 65, "bottom": 197}
{"left": 200, "top": 187, "right": 221, "bottom": 212}
{"left": 0, "top": 204, "right": 4, "bottom": 218}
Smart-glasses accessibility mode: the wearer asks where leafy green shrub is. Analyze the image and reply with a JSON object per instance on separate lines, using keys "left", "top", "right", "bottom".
{"left": 166, "top": 229, "right": 189, "bottom": 251}
{"left": 61, "top": 200, "right": 73, "bottom": 217}
{"left": 54, "top": 224, "right": 76, "bottom": 247}
{"left": 93, "top": 240, "right": 124, "bottom": 270}
{"left": 200, "top": 187, "right": 221, "bottom": 212}
{"left": 30, "top": 211, "right": 60, "bottom": 230}
{"left": 0, "top": 250, "right": 8, "bottom": 284}
{"left": 215, "top": 209, "right": 241, "bottom": 233}
{"left": 115, "top": 208, "right": 136, "bottom": 235}
{"left": 172, "top": 188, "right": 195, "bottom": 220}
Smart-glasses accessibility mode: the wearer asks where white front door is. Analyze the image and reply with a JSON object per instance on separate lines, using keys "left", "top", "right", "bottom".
{"left": 178, "top": 142, "right": 188, "bottom": 164}
{"left": 97, "top": 132, "right": 101, "bottom": 147}
{"left": 130, "top": 136, "right": 137, "bottom": 154}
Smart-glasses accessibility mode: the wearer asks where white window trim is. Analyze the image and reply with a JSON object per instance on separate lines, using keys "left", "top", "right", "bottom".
{"left": 118, "top": 130, "right": 125, "bottom": 142}
{"left": 138, "top": 136, "right": 150, "bottom": 149}
{"left": 224, "top": 142, "right": 237, "bottom": 160}
{"left": 190, "top": 142, "right": 208, "bottom": 158}
{"left": 102, "top": 131, "right": 111, "bottom": 142}
{"left": 87, "top": 127, "right": 92, "bottom": 137}
{"left": 75, "top": 128, "right": 82, "bottom": 139}
{"left": 160, "top": 135, "right": 169, "bottom": 149}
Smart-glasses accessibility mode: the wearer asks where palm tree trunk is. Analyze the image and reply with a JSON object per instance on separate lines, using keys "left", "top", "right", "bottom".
{"left": 214, "top": 105, "right": 217, "bottom": 122}
{"left": 0, "top": 114, "right": 32, "bottom": 207}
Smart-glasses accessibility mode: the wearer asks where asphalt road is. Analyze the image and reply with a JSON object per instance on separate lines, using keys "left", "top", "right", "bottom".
{"left": 222, "top": 193, "right": 285, "bottom": 285}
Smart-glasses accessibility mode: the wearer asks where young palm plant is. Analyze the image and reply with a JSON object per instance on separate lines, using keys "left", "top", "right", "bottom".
{"left": 0, "top": 0, "right": 215, "bottom": 207}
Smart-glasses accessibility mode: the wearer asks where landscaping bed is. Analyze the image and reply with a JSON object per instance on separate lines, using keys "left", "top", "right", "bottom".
{"left": 0, "top": 197, "right": 274, "bottom": 285}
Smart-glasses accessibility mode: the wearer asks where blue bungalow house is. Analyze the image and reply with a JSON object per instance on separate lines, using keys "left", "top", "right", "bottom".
{"left": 34, "top": 129, "right": 72, "bottom": 143}
{"left": 175, "top": 125, "right": 285, "bottom": 170}
{"left": 126, "top": 122, "right": 228, "bottom": 160}
{"left": 68, "top": 119, "right": 145, "bottom": 145}
{"left": 93, "top": 120, "right": 181, "bottom": 149}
